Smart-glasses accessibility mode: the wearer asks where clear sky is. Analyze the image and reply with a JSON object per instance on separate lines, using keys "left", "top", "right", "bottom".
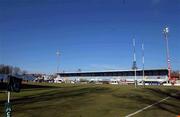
{"left": 0, "top": 0, "right": 180, "bottom": 73}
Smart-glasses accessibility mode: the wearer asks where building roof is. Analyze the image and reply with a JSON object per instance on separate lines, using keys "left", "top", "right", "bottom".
{"left": 58, "top": 68, "right": 168, "bottom": 74}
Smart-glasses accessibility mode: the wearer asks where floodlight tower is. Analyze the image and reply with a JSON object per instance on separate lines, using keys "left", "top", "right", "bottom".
{"left": 132, "top": 38, "right": 137, "bottom": 88}
{"left": 142, "top": 42, "right": 145, "bottom": 87}
{"left": 56, "top": 50, "right": 60, "bottom": 73}
{"left": 163, "top": 26, "right": 171, "bottom": 82}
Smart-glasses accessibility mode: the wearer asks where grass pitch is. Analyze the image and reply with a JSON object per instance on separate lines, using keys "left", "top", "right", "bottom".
{"left": 0, "top": 83, "right": 180, "bottom": 117}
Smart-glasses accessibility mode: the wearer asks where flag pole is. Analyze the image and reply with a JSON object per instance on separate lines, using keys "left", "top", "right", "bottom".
{"left": 7, "top": 91, "right": 10, "bottom": 103}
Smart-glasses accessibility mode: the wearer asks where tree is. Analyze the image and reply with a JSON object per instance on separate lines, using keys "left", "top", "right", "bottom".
{"left": 0, "top": 64, "right": 23, "bottom": 75}
{"left": 12, "top": 67, "right": 21, "bottom": 75}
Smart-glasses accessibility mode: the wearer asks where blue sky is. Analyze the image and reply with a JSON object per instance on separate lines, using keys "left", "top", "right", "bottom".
{"left": 0, "top": 0, "right": 180, "bottom": 73}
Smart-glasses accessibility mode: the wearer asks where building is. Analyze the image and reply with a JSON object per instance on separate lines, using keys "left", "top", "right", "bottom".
{"left": 58, "top": 68, "right": 168, "bottom": 85}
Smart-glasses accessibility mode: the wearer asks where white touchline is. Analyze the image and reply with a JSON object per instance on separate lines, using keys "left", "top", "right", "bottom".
{"left": 125, "top": 96, "right": 170, "bottom": 117}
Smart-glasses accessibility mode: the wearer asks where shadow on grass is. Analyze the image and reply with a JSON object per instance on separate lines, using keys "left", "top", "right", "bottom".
{"left": 113, "top": 87, "right": 180, "bottom": 115}
{"left": 0, "top": 82, "right": 59, "bottom": 91}
{"left": 0, "top": 86, "right": 111, "bottom": 116}
{"left": 0, "top": 86, "right": 111, "bottom": 107}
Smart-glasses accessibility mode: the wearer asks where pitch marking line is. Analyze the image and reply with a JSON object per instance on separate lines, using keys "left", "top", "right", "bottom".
{"left": 125, "top": 96, "right": 170, "bottom": 117}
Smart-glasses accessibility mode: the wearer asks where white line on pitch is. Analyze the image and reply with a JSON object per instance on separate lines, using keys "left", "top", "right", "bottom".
{"left": 125, "top": 96, "right": 170, "bottom": 117}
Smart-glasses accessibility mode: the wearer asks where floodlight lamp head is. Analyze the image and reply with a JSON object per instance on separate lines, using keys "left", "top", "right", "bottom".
{"left": 56, "top": 51, "right": 60, "bottom": 56}
{"left": 163, "top": 26, "right": 169, "bottom": 34}
{"left": 165, "top": 27, "right": 169, "bottom": 33}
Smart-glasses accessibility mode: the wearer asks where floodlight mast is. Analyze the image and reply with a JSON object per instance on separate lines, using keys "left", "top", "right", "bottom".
{"left": 163, "top": 26, "right": 171, "bottom": 82}
{"left": 142, "top": 43, "right": 145, "bottom": 87}
{"left": 132, "top": 38, "right": 137, "bottom": 88}
{"left": 56, "top": 50, "right": 60, "bottom": 73}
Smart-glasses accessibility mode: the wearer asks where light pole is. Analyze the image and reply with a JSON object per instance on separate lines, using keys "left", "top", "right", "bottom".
{"left": 163, "top": 26, "right": 171, "bottom": 83}
{"left": 132, "top": 38, "right": 137, "bottom": 88}
{"left": 56, "top": 50, "right": 60, "bottom": 73}
{"left": 142, "top": 43, "right": 145, "bottom": 87}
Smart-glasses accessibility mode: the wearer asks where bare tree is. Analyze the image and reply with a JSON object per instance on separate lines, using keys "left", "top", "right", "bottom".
{"left": 0, "top": 64, "right": 24, "bottom": 75}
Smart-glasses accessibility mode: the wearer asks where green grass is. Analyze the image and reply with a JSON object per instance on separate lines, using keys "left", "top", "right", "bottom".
{"left": 0, "top": 83, "right": 180, "bottom": 117}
